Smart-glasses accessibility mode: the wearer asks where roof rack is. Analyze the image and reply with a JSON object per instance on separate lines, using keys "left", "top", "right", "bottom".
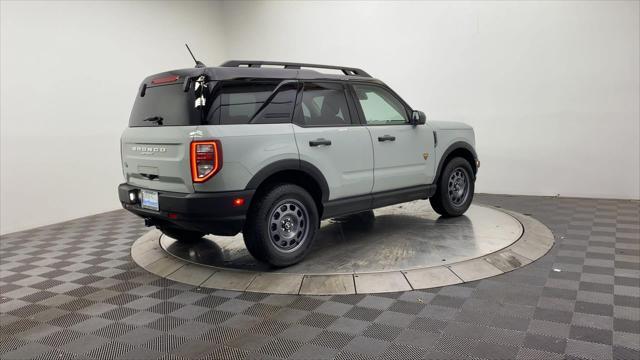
{"left": 220, "top": 60, "right": 371, "bottom": 77}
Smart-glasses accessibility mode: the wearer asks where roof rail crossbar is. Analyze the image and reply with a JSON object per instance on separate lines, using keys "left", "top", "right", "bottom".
{"left": 221, "top": 60, "right": 371, "bottom": 77}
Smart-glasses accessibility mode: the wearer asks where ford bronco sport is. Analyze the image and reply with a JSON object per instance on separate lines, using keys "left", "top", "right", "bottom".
{"left": 119, "top": 60, "right": 479, "bottom": 266}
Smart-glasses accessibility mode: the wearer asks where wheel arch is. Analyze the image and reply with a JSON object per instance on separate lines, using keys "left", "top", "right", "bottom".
{"left": 245, "top": 159, "right": 329, "bottom": 213}
{"left": 435, "top": 142, "right": 478, "bottom": 182}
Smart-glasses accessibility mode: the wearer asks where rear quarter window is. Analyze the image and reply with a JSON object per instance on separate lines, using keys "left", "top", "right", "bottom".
{"left": 206, "top": 81, "right": 298, "bottom": 125}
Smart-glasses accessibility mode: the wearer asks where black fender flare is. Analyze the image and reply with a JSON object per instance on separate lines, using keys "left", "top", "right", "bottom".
{"left": 435, "top": 141, "right": 478, "bottom": 182}
{"left": 245, "top": 159, "right": 330, "bottom": 202}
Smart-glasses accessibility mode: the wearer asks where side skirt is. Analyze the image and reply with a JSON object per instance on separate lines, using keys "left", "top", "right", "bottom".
{"left": 322, "top": 184, "right": 436, "bottom": 219}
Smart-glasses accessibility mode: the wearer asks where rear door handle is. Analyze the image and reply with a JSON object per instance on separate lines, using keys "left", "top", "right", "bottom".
{"left": 309, "top": 138, "right": 332, "bottom": 147}
{"left": 378, "top": 135, "right": 396, "bottom": 142}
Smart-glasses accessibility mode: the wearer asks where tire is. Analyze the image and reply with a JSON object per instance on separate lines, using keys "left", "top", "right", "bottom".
{"left": 429, "top": 157, "right": 475, "bottom": 217}
{"left": 159, "top": 226, "right": 205, "bottom": 242}
{"left": 243, "top": 184, "right": 319, "bottom": 267}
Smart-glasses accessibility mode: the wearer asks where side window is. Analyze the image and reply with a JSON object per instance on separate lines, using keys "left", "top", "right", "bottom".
{"left": 297, "top": 82, "right": 351, "bottom": 126}
{"left": 206, "top": 81, "right": 296, "bottom": 124}
{"left": 352, "top": 84, "right": 408, "bottom": 125}
{"left": 252, "top": 82, "right": 297, "bottom": 124}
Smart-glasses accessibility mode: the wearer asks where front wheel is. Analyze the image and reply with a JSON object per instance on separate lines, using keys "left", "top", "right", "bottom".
{"left": 429, "top": 157, "right": 475, "bottom": 217}
{"left": 243, "top": 184, "right": 319, "bottom": 267}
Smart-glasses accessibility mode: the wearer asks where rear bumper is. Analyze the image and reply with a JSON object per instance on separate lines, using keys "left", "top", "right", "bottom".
{"left": 118, "top": 183, "right": 254, "bottom": 236}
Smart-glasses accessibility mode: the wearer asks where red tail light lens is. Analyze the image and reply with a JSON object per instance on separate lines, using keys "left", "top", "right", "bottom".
{"left": 151, "top": 75, "right": 179, "bottom": 84}
{"left": 190, "top": 140, "right": 222, "bottom": 183}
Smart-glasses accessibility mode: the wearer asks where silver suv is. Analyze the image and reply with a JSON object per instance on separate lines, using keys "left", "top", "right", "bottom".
{"left": 119, "top": 60, "right": 479, "bottom": 266}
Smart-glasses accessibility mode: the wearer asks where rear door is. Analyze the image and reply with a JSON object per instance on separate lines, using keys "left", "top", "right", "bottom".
{"left": 122, "top": 79, "right": 202, "bottom": 193}
{"left": 350, "top": 83, "right": 436, "bottom": 193}
{"left": 292, "top": 82, "right": 374, "bottom": 201}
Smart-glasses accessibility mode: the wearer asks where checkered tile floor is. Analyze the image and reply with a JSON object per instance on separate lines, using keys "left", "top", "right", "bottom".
{"left": 1, "top": 195, "right": 638, "bottom": 359}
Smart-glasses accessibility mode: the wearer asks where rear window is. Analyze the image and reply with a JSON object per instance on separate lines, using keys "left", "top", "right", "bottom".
{"left": 129, "top": 83, "right": 200, "bottom": 127}
{"left": 205, "top": 81, "right": 297, "bottom": 125}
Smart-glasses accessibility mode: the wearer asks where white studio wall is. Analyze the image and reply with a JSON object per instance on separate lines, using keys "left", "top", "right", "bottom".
{"left": 1, "top": 0, "right": 639, "bottom": 235}
{"left": 221, "top": 0, "right": 640, "bottom": 200}
{"left": 1, "top": 0, "right": 227, "bottom": 234}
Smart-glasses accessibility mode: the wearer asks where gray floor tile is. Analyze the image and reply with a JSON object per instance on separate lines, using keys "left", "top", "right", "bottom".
{"left": 0, "top": 195, "right": 636, "bottom": 359}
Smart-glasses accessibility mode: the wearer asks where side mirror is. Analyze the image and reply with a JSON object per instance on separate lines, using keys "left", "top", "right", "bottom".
{"left": 411, "top": 110, "right": 426, "bottom": 125}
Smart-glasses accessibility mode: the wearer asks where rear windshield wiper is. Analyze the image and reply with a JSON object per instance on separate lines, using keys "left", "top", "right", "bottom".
{"left": 143, "top": 116, "right": 163, "bottom": 125}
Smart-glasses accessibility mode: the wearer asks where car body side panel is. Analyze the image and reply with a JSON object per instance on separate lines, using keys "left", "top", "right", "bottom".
{"left": 192, "top": 124, "right": 299, "bottom": 192}
{"left": 431, "top": 125, "right": 477, "bottom": 174}
{"left": 293, "top": 125, "right": 374, "bottom": 200}
{"left": 368, "top": 123, "right": 436, "bottom": 192}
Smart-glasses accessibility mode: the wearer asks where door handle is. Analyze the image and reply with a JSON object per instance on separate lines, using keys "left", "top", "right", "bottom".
{"left": 309, "top": 138, "right": 332, "bottom": 147}
{"left": 378, "top": 135, "right": 396, "bottom": 142}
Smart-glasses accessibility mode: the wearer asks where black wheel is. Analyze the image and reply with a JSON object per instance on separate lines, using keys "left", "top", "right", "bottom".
{"left": 159, "top": 226, "right": 205, "bottom": 242}
{"left": 243, "top": 184, "right": 319, "bottom": 267}
{"left": 430, "top": 157, "right": 475, "bottom": 217}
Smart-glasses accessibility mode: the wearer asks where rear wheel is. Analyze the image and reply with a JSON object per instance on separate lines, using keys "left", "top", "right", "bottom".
{"left": 159, "top": 226, "right": 205, "bottom": 242}
{"left": 430, "top": 157, "right": 475, "bottom": 217}
{"left": 243, "top": 184, "right": 318, "bottom": 267}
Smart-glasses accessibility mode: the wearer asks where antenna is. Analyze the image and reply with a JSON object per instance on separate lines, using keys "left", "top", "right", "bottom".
{"left": 185, "top": 44, "right": 206, "bottom": 68}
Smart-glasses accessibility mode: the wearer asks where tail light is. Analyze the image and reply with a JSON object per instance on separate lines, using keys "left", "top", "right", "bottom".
{"left": 151, "top": 75, "right": 179, "bottom": 84}
{"left": 190, "top": 140, "right": 222, "bottom": 183}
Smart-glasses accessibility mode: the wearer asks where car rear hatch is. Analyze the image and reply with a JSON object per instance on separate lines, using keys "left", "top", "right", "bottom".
{"left": 121, "top": 70, "right": 207, "bottom": 193}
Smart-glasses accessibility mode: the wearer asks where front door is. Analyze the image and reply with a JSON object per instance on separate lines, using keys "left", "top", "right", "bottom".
{"left": 293, "top": 82, "right": 374, "bottom": 201}
{"left": 350, "top": 83, "right": 435, "bottom": 193}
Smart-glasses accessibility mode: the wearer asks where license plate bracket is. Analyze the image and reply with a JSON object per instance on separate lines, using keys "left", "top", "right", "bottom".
{"left": 141, "top": 190, "right": 159, "bottom": 211}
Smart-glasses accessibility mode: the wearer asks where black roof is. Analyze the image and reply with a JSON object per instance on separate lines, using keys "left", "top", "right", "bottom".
{"left": 142, "top": 61, "right": 381, "bottom": 85}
